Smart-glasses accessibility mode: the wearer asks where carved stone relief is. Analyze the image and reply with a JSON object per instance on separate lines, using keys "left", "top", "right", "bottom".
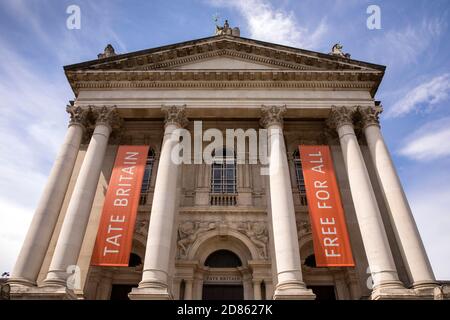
{"left": 176, "top": 220, "right": 269, "bottom": 260}
{"left": 135, "top": 215, "right": 149, "bottom": 238}
{"left": 297, "top": 219, "right": 312, "bottom": 239}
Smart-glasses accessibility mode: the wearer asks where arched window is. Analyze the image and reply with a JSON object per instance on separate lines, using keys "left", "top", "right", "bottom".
{"left": 293, "top": 150, "right": 306, "bottom": 194}
{"left": 139, "top": 149, "right": 155, "bottom": 205}
{"left": 205, "top": 250, "right": 242, "bottom": 268}
{"left": 211, "top": 148, "right": 236, "bottom": 194}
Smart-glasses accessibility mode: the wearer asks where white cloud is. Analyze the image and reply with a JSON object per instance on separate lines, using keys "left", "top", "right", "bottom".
{"left": 0, "top": 0, "right": 129, "bottom": 274}
{"left": 0, "top": 41, "right": 70, "bottom": 274}
{"left": 0, "top": 199, "right": 36, "bottom": 275}
{"left": 208, "top": 0, "right": 328, "bottom": 49}
{"left": 387, "top": 73, "right": 450, "bottom": 118}
{"left": 399, "top": 117, "right": 450, "bottom": 161}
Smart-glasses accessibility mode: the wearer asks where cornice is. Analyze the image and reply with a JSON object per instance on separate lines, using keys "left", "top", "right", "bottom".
{"left": 178, "top": 206, "right": 267, "bottom": 215}
{"left": 70, "top": 80, "right": 376, "bottom": 92}
{"left": 67, "top": 69, "right": 381, "bottom": 81}
{"left": 67, "top": 70, "right": 380, "bottom": 95}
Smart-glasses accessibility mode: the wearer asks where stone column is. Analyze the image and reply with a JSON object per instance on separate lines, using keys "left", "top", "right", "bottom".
{"left": 95, "top": 271, "right": 113, "bottom": 300}
{"left": 43, "top": 106, "right": 121, "bottom": 288}
{"left": 265, "top": 280, "right": 274, "bottom": 300}
{"left": 328, "top": 106, "right": 413, "bottom": 299}
{"left": 260, "top": 105, "right": 315, "bottom": 300}
{"left": 130, "top": 105, "right": 188, "bottom": 300}
{"left": 242, "top": 271, "right": 253, "bottom": 300}
{"left": 346, "top": 271, "right": 361, "bottom": 300}
{"left": 9, "top": 106, "right": 89, "bottom": 287}
{"left": 184, "top": 279, "right": 193, "bottom": 300}
{"left": 360, "top": 106, "right": 437, "bottom": 292}
{"left": 253, "top": 280, "right": 262, "bottom": 300}
{"left": 194, "top": 274, "right": 204, "bottom": 300}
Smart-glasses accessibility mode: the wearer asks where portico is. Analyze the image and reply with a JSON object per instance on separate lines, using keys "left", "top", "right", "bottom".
{"left": 8, "top": 25, "right": 443, "bottom": 300}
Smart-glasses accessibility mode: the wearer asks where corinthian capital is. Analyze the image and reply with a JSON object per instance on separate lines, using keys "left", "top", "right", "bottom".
{"left": 92, "top": 105, "right": 122, "bottom": 130}
{"left": 260, "top": 105, "right": 287, "bottom": 128}
{"left": 66, "top": 105, "right": 89, "bottom": 128}
{"left": 359, "top": 106, "right": 382, "bottom": 129}
{"left": 162, "top": 105, "right": 188, "bottom": 128}
{"left": 326, "top": 106, "right": 357, "bottom": 130}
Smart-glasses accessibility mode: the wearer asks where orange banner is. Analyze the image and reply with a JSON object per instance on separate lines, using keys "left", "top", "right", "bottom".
{"left": 91, "top": 145, "right": 149, "bottom": 266}
{"left": 299, "top": 145, "right": 355, "bottom": 267}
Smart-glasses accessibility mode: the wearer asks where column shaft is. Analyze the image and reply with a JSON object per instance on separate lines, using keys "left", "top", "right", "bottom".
{"left": 261, "top": 106, "right": 314, "bottom": 300}
{"left": 267, "top": 125, "right": 304, "bottom": 285}
{"left": 362, "top": 108, "right": 436, "bottom": 289}
{"left": 131, "top": 105, "right": 187, "bottom": 300}
{"left": 333, "top": 115, "right": 402, "bottom": 289}
{"left": 10, "top": 115, "right": 85, "bottom": 286}
{"left": 184, "top": 280, "right": 193, "bottom": 300}
{"left": 253, "top": 280, "right": 262, "bottom": 300}
{"left": 139, "top": 123, "right": 179, "bottom": 288}
{"left": 194, "top": 278, "right": 204, "bottom": 300}
{"left": 44, "top": 117, "right": 113, "bottom": 286}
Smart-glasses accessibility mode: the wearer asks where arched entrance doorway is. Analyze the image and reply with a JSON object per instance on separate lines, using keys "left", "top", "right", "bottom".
{"left": 202, "top": 250, "right": 244, "bottom": 300}
{"left": 174, "top": 228, "right": 273, "bottom": 300}
{"left": 109, "top": 253, "right": 142, "bottom": 300}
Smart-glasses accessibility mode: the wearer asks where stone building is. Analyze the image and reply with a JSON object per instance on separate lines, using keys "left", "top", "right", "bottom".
{"left": 7, "top": 24, "right": 445, "bottom": 300}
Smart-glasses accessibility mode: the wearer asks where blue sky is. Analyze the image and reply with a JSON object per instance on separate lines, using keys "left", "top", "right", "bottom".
{"left": 0, "top": 0, "right": 449, "bottom": 280}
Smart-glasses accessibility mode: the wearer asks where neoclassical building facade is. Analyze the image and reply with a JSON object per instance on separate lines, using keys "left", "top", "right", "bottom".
{"left": 8, "top": 26, "right": 447, "bottom": 300}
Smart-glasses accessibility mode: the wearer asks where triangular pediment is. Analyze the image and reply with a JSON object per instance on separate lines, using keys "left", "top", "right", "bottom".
{"left": 65, "top": 35, "right": 385, "bottom": 73}
{"left": 130, "top": 48, "right": 322, "bottom": 71}
{"left": 64, "top": 35, "right": 385, "bottom": 97}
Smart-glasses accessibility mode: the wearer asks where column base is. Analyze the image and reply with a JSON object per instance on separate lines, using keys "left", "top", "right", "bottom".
{"left": 10, "top": 285, "right": 77, "bottom": 300}
{"left": 7, "top": 277, "right": 37, "bottom": 287}
{"left": 41, "top": 278, "right": 68, "bottom": 288}
{"left": 273, "top": 281, "right": 316, "bottom": 300}
{"left": 370, "top": 284, "right": 417, "bottom": 300}
{"left": 411, "top": 281, "right": 439, "bottom": 298}
{"left": 128, "top": 284, "right": 172, "bottom": 300}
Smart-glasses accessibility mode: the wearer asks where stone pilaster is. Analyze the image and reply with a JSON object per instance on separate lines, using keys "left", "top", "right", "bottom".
{"left": 184, "top": 279, "right": 193, "bottom": 300}
{"left": 253, "top": 280, "right": 262, "bottom": 300}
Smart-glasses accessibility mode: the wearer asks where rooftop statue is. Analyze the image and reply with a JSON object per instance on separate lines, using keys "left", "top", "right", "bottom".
{"left": 214, "top": 19, "right": 240, "bottom": 37}
{"left": 329, "top": 43, "right": 351, "bottom": 59}
{"left": 97, "top": 44, "right": 116, "bottom": 59}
